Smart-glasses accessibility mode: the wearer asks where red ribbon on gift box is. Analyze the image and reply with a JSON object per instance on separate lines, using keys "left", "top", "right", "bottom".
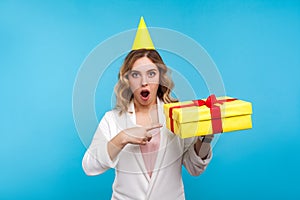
{"left": 168, "top": 94, "right": 237, "bottom": 134}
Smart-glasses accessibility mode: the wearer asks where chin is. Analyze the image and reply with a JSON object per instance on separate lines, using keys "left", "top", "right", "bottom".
{"left": 134, "top": 95, "right": 156, "bottom": 107}
{"left": 139, "top": 97, "right": 155, "bottom": 106}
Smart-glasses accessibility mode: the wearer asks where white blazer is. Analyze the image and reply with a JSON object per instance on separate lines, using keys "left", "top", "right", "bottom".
{"left": 82, "top": 99, "right": 212, "bottom": 200}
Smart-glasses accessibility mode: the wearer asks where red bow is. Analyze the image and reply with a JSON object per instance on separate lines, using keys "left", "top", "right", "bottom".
{"left": 168, "top": 94, "right": 237, "bottom": 134}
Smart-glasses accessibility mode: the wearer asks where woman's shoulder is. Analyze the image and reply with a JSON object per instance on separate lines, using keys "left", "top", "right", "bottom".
{"left": 100, "top": 109, "right": 131, "bottom": 131}
{"left": 102, "top": 109, "right": 125, "bottom": 121}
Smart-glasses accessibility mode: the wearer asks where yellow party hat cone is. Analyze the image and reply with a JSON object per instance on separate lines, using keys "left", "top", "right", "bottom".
{"left": 132, "top": 16, "right": 155, "bottom": 50}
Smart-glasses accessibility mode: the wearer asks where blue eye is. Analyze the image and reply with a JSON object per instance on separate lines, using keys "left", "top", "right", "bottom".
{"left": 131, "top": 72, "right": 140, "bottom": 78}
{"left": 148, "top": 71, "right": 156, "bottom": 77}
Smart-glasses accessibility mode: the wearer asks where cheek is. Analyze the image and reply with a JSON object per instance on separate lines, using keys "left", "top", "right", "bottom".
{"left": 150, "top": 83, "right": 159, "bottom": 93}
{"left": 129, "top": 79, "right": 141, "bottom": 93}
{"left": 148, "top": 75, "right": 160, "bottom": 84}
{"left": 153, "top": 77, "right": 160, "bottom": 84}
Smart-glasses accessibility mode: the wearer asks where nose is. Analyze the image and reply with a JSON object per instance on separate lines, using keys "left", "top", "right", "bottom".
{"left": 141, "top": 75, "right": 148, "bottom": 86}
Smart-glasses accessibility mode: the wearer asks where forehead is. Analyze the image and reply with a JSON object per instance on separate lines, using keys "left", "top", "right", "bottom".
{"left": 131, "top": 56, "right": 158, "bottom": 71}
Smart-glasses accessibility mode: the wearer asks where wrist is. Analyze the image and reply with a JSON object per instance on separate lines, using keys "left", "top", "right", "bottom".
{"left": 198, "top": 142, "right": 211, "bottom": 159}
{"left": 201, "top": 135, "right": 213, "bottom": 144}
{"left": 119, "top": 131, "right": 129, "bottom": 147}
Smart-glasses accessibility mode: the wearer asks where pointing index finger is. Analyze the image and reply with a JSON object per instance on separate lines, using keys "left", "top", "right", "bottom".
{"left": 146, "top": 124, "right": 163, "bottom": 132}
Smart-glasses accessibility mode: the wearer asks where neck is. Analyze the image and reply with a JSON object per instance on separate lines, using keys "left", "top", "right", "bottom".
{"left": 133, "top": 99, "right": 158, "bottom": 113}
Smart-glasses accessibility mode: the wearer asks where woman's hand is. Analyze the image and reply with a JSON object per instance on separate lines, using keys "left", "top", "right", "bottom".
{"left": 121, "top": 124, "right": 162, "bottom": 145}
{"left": 194, "top": 134, "right": 214, "bottom": 159}
{"left": 107, "top": 124, "right": 162, "bottom": 161}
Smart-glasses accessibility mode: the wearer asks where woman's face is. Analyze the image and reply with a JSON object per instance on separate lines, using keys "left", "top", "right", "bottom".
{"left": 128, "top": 56, "right": 160, "bottom": 108}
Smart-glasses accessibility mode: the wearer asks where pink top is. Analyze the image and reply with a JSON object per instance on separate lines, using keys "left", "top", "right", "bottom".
{"left": 139, "top": 129, "right": 161, "bottom": 178}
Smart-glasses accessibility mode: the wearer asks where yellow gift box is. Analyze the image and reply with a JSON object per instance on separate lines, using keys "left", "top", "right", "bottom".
{"left": 163, "top": 95, "right": 253, "bottom": 138}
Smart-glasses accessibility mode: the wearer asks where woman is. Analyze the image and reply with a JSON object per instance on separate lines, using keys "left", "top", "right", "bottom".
{"left": 82, "top": 48, "right": 213, "bottom": 200}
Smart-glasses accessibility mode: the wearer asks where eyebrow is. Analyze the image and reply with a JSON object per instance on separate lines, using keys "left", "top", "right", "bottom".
{"left": 129, "top": 70, "right": 140, "bottom": 74}
{"left": 130, "top": 68, "right": 158, "bottom": 73}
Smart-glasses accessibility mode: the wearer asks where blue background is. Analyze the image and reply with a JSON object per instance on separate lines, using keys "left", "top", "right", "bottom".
{"left": 1, "top": 0, "right": 300, "bottom": 199}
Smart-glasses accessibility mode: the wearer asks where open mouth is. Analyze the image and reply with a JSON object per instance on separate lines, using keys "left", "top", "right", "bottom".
{"left": 140, "top": 90, "right": 150, "bottom": 100}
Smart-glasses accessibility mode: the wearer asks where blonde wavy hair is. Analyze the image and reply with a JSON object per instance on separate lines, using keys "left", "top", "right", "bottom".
{"left": 114, "top": 49, "right": 178, "bottom": 113}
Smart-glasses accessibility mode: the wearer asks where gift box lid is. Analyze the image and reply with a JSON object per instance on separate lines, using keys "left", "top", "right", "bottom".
{"left": 163, "top": 96, "right": 252, "bottom": 123}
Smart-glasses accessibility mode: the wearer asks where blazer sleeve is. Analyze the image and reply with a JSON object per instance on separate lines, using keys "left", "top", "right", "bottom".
{"left": 82, "top": 112, "right": 120, "bottom": 176}
{"left": 182, "top": 137, "right": 213, "bottom": 176}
